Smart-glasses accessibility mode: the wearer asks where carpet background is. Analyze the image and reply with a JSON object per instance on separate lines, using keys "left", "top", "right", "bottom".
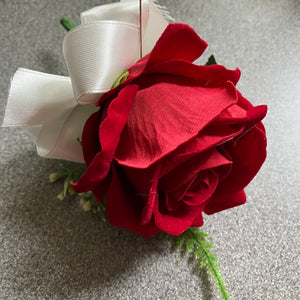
{"left": 0, "top": 0, "right": 299, "bottom": 299}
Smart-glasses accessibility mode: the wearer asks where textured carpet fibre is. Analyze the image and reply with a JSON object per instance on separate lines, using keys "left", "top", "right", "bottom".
{"left": 1, "top": 1, "right": 299, "bottom": 299}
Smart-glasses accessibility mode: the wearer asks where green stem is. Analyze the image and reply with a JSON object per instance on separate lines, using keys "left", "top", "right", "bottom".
{"left": 188, "top": 228, "right": 230, "bottom": 300}
{"left": 60, "top": 17, "right": 76, "bottom": 31}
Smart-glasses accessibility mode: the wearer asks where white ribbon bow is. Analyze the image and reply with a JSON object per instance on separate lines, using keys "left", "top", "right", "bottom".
{"left": 3, "top": 0, "right": 169, "bottom": 163}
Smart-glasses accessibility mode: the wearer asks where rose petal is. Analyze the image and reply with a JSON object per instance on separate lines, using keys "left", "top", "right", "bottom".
{"left": 160, "top": 148, "right": 231, "bottom": 192}
{"left": 236, "top": 90, "right": 255, "bottom": 110}
{"left": 191, "top": 213, "right": 204, "bottom": 227}
{"left": 73, "top": 84, "right": 139, "bottom": 193}
{"left": 153, "top": 197, "right": 205, "bottom": 236}
{"left": 141, "top": 166, "right": 161, "bottom": 225}
{"left": 115, "top": 81, "right": 238, "bottom": 168}
{"left": 81, "top": 109, "right": 102, "bottom": 165}
{"left": 204, "top": 189, "right": 246, "bottom": 215}
{"left": 165, "top": 192, "right": 182, "bottom": 212}
{"left": 146, "top": 23, "right": 208, "bottom": 66}
{"left": 160, "top": 122, "right": 244, "bottom": 176}
{"left": 244, "top": 105, "right": 267, "bottom": 131}
{"left": 107, "top": 163, "right": 161, "bottom": 227}
{"left": 97, "top": 23, "right": 208, "bottom": 106}
{"left": 204, "top": 126, "right": 267, "bottom": 214}
{"left": 236, "top": 91, "right": 267, "bottom": 129}
{"left": 92, "top": 173, "right": 111, "bottom": 203}
{"left": 223, "top": 126, "right": 267, "bottom": 193}
{"left": 183, "top": 170, "right": 219, "bottom": 206}
{"left": 256, "top": 121, "right": 266, "bottom": 133}
{"left": 106, "top": 163, "right": 159, "bottom": 238}
{"left": 145, "top": 60, "right": 241, "bottom": 86}
{"left": 160, "top": 98, "right": 266, "bottom": 176}
{"left": 214, "top": 103, "right": 247, "bottom": 124}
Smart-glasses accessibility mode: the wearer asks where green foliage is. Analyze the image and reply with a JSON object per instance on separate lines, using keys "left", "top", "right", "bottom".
{"left": 49, "top": 163, "right": 82, "bottom": 200}
{"left": 50, "top": 164, "right": 228, "bottom": 299}
{"left": 53, "top": 17, "right": 228, "bottom": 299}
{"left": 77, "top": 137, "right": 82, "bottom": 146}
{"left": 79, "top": 192, "right": 107, "bottom": 222}
{"left": 60, "top": 17, "right": 76, "bottom": 31}
{"left": 205, "top": 54, "right": 217, "bottom": 66}
{"left": 175, "top": 227, "right": 230, "bottom": 300}
{"left": 50, "top": 164, "right": 107, "bottom": 220}
{"left": 112, "top": 70, "right": 129, "bottom": 88}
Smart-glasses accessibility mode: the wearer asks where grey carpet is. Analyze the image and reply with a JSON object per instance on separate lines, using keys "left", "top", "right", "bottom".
{"left": 0, "top": 0, "right": 299, "bottom": 299}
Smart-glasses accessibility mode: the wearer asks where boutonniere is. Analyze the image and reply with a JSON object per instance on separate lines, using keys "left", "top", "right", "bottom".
{"left": 3, "top": 1, "right": 267, "bottom": 299}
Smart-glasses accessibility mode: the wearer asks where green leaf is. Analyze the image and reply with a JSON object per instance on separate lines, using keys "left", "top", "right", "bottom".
{"left": 205, "top": 55, "right": 217, "bottom": 66}
{"left": 190, "top": 228, "right": 229, "bottom": 299}
{"left": 196, "top": 230, "right": 210, "bottom": 239}
{"left": 186, "top": 238, "right": 195, "bottom": 252}
{"left": 175, "top": 234, "right": 185, "bottom": 248}
{"left": 200, "top": 257, "right": 208, "bottom": 268}
{"left": 60, "top": 17, "right": 76, "bottom": 31}
{"left": 194, "top": 248, "right": 204, "bottom": 260}
{"left": 175, "top": 227, "right": 230, "bottom": 300}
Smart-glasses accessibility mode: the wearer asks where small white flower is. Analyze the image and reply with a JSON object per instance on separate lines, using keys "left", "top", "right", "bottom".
{"left": 57, "top": 191, "right": 65, "bottom": 201}
{"left": 80, "top": 198, "right": 91, "bottom": 212}
{"left": 49, "top": 173, "right": 60, "bottom": 182}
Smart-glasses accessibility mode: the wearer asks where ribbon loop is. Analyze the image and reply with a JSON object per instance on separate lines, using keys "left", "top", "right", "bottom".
{"left": 63, "top": 22, "right": 140, "bottom": 104}
{"left": 3, "top": 0, "right": 170, "bottom": 162}
{"left": 64, "top": 0, "right": 168, "bottom": 104}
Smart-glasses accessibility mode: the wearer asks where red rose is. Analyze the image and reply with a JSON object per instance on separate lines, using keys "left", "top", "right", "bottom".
{"left": 73, "top": 24, "right": 267, "bottom": 237}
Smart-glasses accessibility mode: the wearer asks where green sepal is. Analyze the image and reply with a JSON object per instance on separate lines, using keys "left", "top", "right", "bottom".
{"left": 112, "top": 70, "right": 129, "bottom": 88}
{"left": 205, "top": 55, "right": 217, "bottom": 66}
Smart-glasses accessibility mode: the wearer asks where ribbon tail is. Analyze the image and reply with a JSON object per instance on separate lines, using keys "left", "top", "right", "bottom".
{"left": 36, "top": 104, "right": 98, "bottom": 163}
{"left": 3, "top": 68, "right": 75, "bottom": 126}
{"left": 3, "top": 68, "right": 97, "bottom": 162}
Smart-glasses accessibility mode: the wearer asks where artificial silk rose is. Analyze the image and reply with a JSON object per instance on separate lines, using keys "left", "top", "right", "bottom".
{"left": 73, "top": 23, "right": 267, "bottom": 237}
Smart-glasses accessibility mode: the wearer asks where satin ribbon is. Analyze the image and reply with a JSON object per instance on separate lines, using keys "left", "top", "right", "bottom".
{"left": 3, "top": 0, "right": 169, "bottom": 163}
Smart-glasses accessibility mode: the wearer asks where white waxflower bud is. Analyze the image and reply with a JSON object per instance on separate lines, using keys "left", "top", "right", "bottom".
{"left": 49, "top": 173, "right": 60, "bottom": 182}
{"left": 57, "top": 191, "right": 65, "bottom": 201}
{"left": 80, "top": 198, "right": 91, "bottom": 212}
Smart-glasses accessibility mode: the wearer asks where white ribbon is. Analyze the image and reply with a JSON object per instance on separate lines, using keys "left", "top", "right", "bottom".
{"left": 3, "top": 0, "right": 169, "bottom": 163}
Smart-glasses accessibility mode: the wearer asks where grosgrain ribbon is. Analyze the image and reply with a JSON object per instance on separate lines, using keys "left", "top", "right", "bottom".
{"left": 3, "top": 0, "right": 169, "bottom": 163}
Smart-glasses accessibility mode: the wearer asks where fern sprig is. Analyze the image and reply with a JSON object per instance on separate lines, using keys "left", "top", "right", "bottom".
{"left": 175, "top": 227, "right": 230, "bottom": 300}
{"left": 50, "top": 164, "right": 228, "bottom": 298}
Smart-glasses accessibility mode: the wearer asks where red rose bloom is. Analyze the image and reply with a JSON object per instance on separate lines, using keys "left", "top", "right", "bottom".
{"left": 73, "top": 24, "right": 267, "bottom": 237}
